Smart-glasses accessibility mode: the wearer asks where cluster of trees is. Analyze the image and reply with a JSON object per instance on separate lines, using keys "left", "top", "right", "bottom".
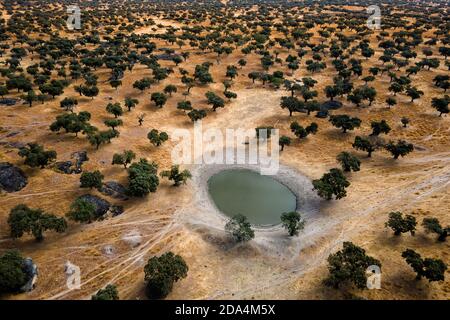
{"left": 194, "top": 63, "right": 213, "bottom": 84}
{"left": 385, "top": 212, "right": 417, "bottom": 236}
{"left": 433, "top": 75, "right": 449, "bottom": 93}
{"left": 50, "top": 111, "right": 93, "bottom": 137}
{"left": 324, "top": 241, "right": 447, "bottom": 292}
{"left": 422, "top": 218, "right": 449, "bottom": 242}
{"left": 151, "top": 92, "right": 168, "bottom": 108}
{"left": 290, "top": 121, "right": 318, "bottom": 139}
{"left": 187, "top": 108, "right": 207, "bottom": 122}
{"left": 402, "top": 250, "right": 447, "bottom": 282}
{"left": 60, "top": 97, "right": 78, "bottom": 112}
{"left": 225, "top": 210, "right": 306, "bottom": 242}
{"left": 74, "top": 84, "right": 99, "bottom": 99}
{"left": 352, "top": 136, "right": 414, "bottom": 159}
{"left": 133, "top": 77, "right": 154, "bottom": 92}
{"left": 50, "top": 109, "right": 119, "bottom": 150}
{"left": 385, "top": 212, "right": 448, "bottom": 241}
{"left": 248, "top": 70, "right": 286, "bottom": 89}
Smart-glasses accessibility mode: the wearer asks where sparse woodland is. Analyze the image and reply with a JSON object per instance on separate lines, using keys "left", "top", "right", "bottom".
{"left": 0, "top": 0, "right": 448, "bottom": 300}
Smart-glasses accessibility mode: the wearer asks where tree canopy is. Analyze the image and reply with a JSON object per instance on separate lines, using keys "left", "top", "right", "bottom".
{"left": 225, "top": 214, "right": 255, "bottom": 243}
{"left": 281, "top": 211, "right": 305, "bottom": 237}
{"left": 160, "top": 165, "right": 192, "bottom": 186}
{"left": 144, "top": 252, "right": 188, "bottom": 299}
{"left": 91, "top": 284, "right": 119, "bottom": 300}
{"left": 313, "top": 168, "right": 350, "bottom": 200}
{"left": 402, "top": 249, "right": 447, "bottom": 282}
{"left": 0, "top": 250, "right": 28, "bottom": 294}
{"left": 325, "top": 242, "right": 381, "bottom": 289}
{"left": 8, "top": 204, "right": 67, "bottom": 241}
{"left": 18, "top": 143, "right": 57, "bottom": 168}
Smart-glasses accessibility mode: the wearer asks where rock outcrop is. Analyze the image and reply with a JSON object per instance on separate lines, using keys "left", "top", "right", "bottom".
{"left": 78, "top": 194, "right": 111, "bottom": 217}
{"left": 77, "top": 194, "right": 124, "bottom": 218}
{"left": 0, "top": 98, "right": 19, "bottom": 106}
{"left": 0, "top": 162, "right": 28, "bottom": 192}
{"left": 99, "top": 181, "right": 128, "bottom": 200}
{"left": 321, "top": 100, "right": 343, "bottom": 110}
{"left": 54, "top": 151, "right": 89, "bottom": 174}
{"left": 54, "top": 161, "right": 75, "bottom": 174}
{"left": 20, "top": 258, "right": 38, "bottom": 293}
{"left": 316, "top": 101, "right": 343, "bottom": 118}
{"left": 71, "top": 150, "right": 89, "bottom": 171}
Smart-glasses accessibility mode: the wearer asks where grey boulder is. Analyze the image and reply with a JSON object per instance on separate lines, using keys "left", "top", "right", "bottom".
{"left": 0, "top": 162, "right": 27, "bottom": 192}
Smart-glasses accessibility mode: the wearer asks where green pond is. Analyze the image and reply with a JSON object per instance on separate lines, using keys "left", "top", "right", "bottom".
{"left": 207, "top": 169, "right": 297, "bottom": 226}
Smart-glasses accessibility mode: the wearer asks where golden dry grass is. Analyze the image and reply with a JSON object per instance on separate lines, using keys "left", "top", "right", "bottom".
{"left": 0, "top": 5, "right": 448, "bottom": 300}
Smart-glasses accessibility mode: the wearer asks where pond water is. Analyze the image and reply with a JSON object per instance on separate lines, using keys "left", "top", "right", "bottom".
{"left": 207, "top": 169, "right": 296, "bottom": 226}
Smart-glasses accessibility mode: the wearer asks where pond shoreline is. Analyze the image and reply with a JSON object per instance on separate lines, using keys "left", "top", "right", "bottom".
{"left": 207, "top": 168, "right": 298, "bottom": 228}
{"left": 177, "top": 162, "right": 321, "bottom": 233}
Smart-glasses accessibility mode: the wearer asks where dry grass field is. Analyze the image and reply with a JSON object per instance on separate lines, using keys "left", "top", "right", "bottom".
{"left": 0, "top": 0, "right": 448, "bottom": 300}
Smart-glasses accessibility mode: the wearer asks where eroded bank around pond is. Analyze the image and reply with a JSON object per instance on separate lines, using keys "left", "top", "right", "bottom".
{"left": 207, "top": 168, "right": 297, "bottom": 227}
{"left": 176, "top": 164, "right": 321, "bottom": 239}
